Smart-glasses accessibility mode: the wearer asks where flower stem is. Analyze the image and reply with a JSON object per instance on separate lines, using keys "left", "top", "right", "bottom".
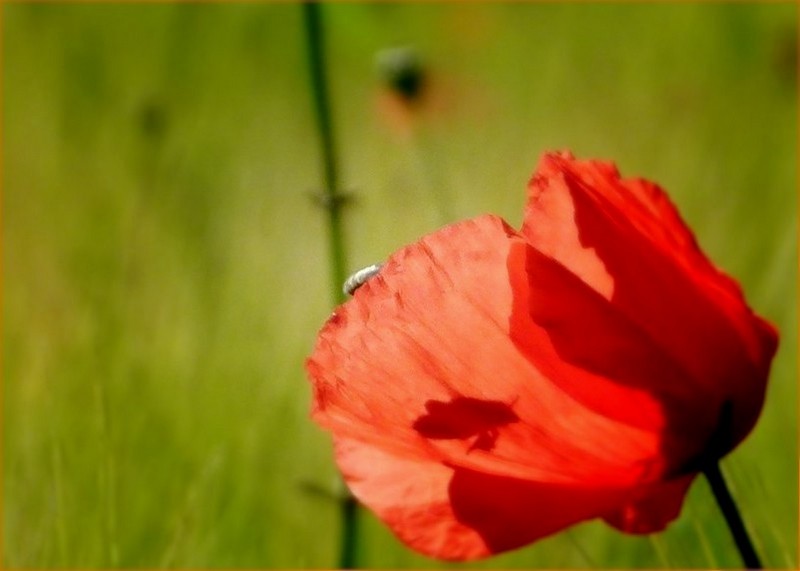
{"left": 302, "top": 2, "right": 358, "bottom": 569}
{"left": 703, "top": 462, "right": 762, "bottom": 569}
{"left": 303, "top": 0, "right": 348, "bottom": 306}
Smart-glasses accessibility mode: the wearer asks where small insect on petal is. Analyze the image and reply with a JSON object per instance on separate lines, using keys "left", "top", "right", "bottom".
{"left": 343, "top": 263, "right": 384, "bottom": 296}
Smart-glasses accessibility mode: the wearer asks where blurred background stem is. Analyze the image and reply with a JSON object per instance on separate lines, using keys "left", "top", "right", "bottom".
{"left": 302, "top": 2, "right": 358, "bottom": 569}
{"left": 303, "top": 1, "right": 348, "bottom": 304}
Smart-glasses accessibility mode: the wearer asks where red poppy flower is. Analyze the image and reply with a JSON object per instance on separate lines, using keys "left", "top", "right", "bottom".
{"left": 305, "top": 151, "right": 778, "bottom": 561}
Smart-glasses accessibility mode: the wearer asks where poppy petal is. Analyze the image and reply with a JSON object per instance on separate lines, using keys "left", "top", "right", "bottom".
{"left": 335, "top": 436, "right": 631, "bottom": 560}
{"left": 333, "top": 436, "right": 486, "bottom": 560}
{"left": 307, "top": 215, "right": 672, "bottom": 489}
{"left": 601, "top": 475, "right": 696, "bottom": 534}
{"left": 506, "top": 240, "right": 719, "bottom": 475}
{"left": 521, "top": 151, "right": 778, "bottom": 450}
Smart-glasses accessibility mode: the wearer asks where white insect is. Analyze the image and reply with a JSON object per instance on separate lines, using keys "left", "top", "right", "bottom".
{"left": 343, "top": 263, "right": 383, "bottom": 296}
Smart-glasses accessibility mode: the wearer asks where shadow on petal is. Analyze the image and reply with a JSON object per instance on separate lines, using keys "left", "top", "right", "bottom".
{"left": 413, "top": 397, "right": 519, "bottom": 452}
{"left": 507, "top": 238, "right": 719, "bottom": 479}
{"left": 449, "top": 468, "right": 627, "bottom": 555}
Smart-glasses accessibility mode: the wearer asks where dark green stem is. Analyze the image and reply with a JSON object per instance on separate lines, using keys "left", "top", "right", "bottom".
{"left": 303, "top": 0, "right": 348, "bottom": 305}
{"left": 703, "top": 462, "right": 762, "bottom": 569}
{"left": 302, "top": 2, "right": 358, "bottom": 569}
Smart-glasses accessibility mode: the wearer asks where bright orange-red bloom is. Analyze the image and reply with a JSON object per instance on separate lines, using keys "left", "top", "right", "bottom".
{"left": 305, "top": 151, "right": 778, "bottom": 560}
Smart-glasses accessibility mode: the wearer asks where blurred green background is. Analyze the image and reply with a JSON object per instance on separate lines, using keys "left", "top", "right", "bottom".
{"left": 3, "top": 2, "right": 797, "bottom": 568}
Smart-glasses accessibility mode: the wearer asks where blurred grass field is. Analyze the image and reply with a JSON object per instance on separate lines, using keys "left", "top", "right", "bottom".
{"left": 2, "top": 2, "right": 797, "bottom": 568}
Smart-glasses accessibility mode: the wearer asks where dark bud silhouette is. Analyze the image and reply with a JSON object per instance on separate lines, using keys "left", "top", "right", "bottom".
{"left": 376, "top": 46, "right": 427, "bottom": 104}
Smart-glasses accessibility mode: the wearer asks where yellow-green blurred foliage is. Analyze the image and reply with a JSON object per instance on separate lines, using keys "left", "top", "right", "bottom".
{"left": 3, "top": 3, "right": 797, "bottom": 568}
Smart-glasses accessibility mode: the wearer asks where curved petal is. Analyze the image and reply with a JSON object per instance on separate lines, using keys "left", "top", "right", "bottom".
{"left": 602, "top": 475, "right": 696, "bottom": 534}
{"left": 335, "top": 435, "right": 631, "bottom": 560}
{"left": 507, "top": 241, "right": 719, "bottom": 475}
{"left": 306, "top": 215, "right": 682, "bottom": 488}
{"left": 521, "top": 152, "right": 778, "bottom": 450}
{"left": 332, "top": 437, "right": 481, "bottom": 560}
